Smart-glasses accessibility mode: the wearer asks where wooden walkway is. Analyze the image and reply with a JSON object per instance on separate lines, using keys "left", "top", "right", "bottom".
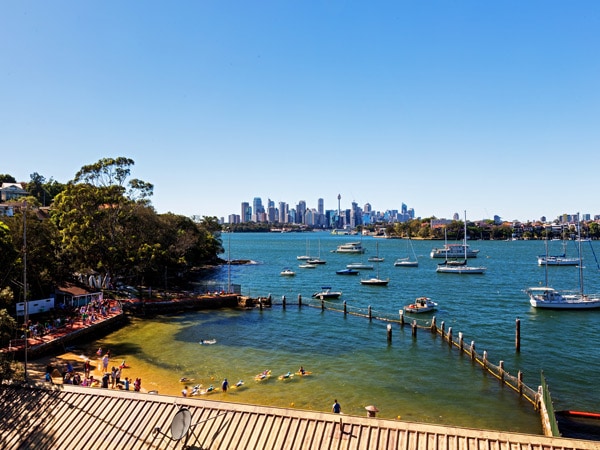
{"left": 0, "top": 383, "right": 597, "bottom": 450}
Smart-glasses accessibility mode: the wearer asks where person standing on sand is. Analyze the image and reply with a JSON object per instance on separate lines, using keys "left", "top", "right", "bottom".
{"left": 84, "top": 359, "right": 91, "bottom": 378}
{"left": 182, "top": 386, "right": 188, "bottom": 397}
{"left": 221, "top": 378, "right": 229, "bottom": 392}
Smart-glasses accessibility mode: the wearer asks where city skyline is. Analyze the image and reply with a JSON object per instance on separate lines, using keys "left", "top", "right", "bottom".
{"left": 3, "top": 2, "right": 599, "bottom": 224}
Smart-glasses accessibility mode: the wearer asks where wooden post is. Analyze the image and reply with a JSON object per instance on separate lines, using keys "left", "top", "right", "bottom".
{"left": 499, "top": 360, "right": 505, "bottom": 383}
{"left": 411, "top": 320, "right": 417, "bottom": 337}
{"left": 368, "top": 305, "right": 372, "bottom": 321}
{"left": 518, "top": 371, "right": 523, "bottom": 396}
{"left": 399, "top": 310, "right": 404, "bottom": 326}
{"left": 483, "top": 350, "right": 488, "bottom": 368}
{"left": 459, "top": 332, "right": 464, "bottom": 352}
{"left": 515, "top": 318, "right": 521, "bottom": 353}
{"left": 470, "top": 341, "right": 476, "bottom": 361}
{"left": 440, "top": 321, "right": 445, "bottom": 339}
{"left": 431, "top": 316, "right": 436, "bottom": 334}
{"left": 298, "top": 294, "right": 302, "bottom": 307}
{"left": 447, "top": 327, "right": 453, "bottom": 347}
{"left": 321, "top": 299, "right": 325, "bottom": 311}
{"left": 344, "top": 301, "right": 347, "bottom": 315}
{"left": 282, "top": 295, "right": 286, "bottom": 309}
{"left": 387, "top": 324, "right": 392, "bottom": 344}
{"left": 259, "top": 298, "right": 263, "bottom": 310}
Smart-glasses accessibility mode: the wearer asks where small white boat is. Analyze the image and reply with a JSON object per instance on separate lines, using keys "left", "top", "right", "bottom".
{"left": 346, "top": 262, "right": 374, "bottom": 270}
{"left": 298, "top": 263, "right": 317, "bottom": 269}
{"left": 360, "top": 276, "right": 389, "bottom": 286}
{"left": 280, "top": 268, "right": 296, "bottom": 276}
{"left": 312, "top": 287, "right": 342, "bottom": 300}
{"left": 394, "top": 238, "right": 418, "bottom": 267}
{"left": 394, "top": 257, "right": 418, "bottom": 267}
{"left": 367, "top": 256, "right": 384, "bottom": 262}
{"left": 404, "top": 297, "right": 438, "bottom": 313}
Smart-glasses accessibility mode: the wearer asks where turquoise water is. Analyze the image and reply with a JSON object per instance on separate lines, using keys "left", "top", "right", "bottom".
{"left": 90, "top": 233, "right": 600, "bottom": 433}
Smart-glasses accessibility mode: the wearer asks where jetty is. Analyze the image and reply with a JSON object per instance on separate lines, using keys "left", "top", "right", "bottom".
{"left": 0, "top": 383, "right": 597, "bottom": 450}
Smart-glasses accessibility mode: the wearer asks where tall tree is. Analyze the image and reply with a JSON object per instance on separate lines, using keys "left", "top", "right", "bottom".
{"left": 52, "top": 158, "right": 153, "bottom": 280}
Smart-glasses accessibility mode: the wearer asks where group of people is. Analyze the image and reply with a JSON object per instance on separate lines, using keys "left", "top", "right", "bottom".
{"left": 45, "top": 347, "right": 142, "bottom": 393}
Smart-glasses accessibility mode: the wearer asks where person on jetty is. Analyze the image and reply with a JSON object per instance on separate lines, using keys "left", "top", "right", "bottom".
{"left": 332, "top": 399, "right": 341, "bottom": 414}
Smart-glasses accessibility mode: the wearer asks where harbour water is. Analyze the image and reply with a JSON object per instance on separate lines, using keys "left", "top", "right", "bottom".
{"left": 83, "top": 232, "right": 600, "bottom": 434}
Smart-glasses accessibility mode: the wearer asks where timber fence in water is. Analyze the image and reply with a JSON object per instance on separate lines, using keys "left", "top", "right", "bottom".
{"left": 268, "top": 295, "right": 542, "bottom": 413}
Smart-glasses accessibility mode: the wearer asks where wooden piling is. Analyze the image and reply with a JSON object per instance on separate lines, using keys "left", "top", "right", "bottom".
{"left": 321, "top": 299, "right": 325, "bottom": 311}
{"left": 515, "top": 318, "right": 521, "bottom": 352}
{"left": 344, "top": 301, "right": 347, "bottom": 315}
{"left": 368, "top": 305, "right": 372, "bottom": 320}
{"left": 499, "top": 360, "right": 505, "bottom": 383}
{"left": 483, "top": 350, "right": 488, "bottom": 368}
{"left": 259, "top": 298, "right": 263, "bottom": 310}
{"left": 399, "top": 309, "right": 404, "bottom": 326}
{"left": 518, "top": 370, "right": 523, "bottom": 395}
{"left": 440, "top": 321, "right": 445, "bottom": 339}
{"left": 411, "top": 320, "right": 417, "bottom": 337}
{"left": 447, "top": 327, "right": 453, "bottom": 347}
{"left": 470, "top": 341, "right": 476, "bottom": 361}
{"left": 387, "top": 324, "right": 392, "bottom": 343}
{"left": 459, "top": 332, "right": 464, "bottom": 351}
{"left": 282, "top": 295, "right": 286, "bottom": 309}
{"left": 431, "top": 316, "right": 436, "bottom": 333}
{"left": 298, "top": 294, "right": 302, "bottom": 307}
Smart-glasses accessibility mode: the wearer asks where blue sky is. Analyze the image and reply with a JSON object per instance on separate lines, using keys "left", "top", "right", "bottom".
{"left": 2, "top": 1, "right": 599, "bottom": 223}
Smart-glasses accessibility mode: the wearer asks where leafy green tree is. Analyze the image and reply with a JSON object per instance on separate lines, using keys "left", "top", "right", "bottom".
{"left": 51, "top": 158, "right": 154, "bottom": 280}
{"left": 0, "top": 174, "right": 17, "bottom": 184}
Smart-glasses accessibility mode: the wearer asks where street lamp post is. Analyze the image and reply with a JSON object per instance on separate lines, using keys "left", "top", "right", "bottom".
{"left": 227, "top": 228, "right": 231, "bottom": 293}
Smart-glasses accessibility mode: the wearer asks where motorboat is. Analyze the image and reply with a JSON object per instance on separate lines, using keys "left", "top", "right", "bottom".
{"left": 280, "top": 268, "right": 296, "bottom": 276}
{"left": 312, "top": 287, "right": 342, "bottom": 300}
{"left": 334, "top": 242, "right": 366, "bottom": 254}
{"left": 404, "top": 297, "right": 438, "bottom": 313}
{"left": 537, "top": 255, "right": 579, "bottom": 266}
{"left": 430, "top": 243, "right": 479, "bottom": 259}
{"left": 336, "top": 268, "right": 359, "bottom": 275}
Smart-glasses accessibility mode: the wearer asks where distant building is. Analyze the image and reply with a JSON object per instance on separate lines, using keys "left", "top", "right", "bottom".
{"left": 1, "top": 182, "right": 28, "bottom": 202}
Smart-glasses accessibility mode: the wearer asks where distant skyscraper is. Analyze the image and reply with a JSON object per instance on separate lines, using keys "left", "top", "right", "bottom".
{"left": 297, "top": 200, "right": 306, "bottom": 224}
{"left": 278, "top": 201, "right": 288, "bottom": 223}
{"left": 318, "top": 198, "right": 324, "bottom": 215}
{"left": 364, "top": 202, "right": 371, "bottom": 213}
{"left": 241, "top": 202, "right": 251, "bottom": 223}
{"left": 253, "top": 197, "right": 264, "bottom": 215}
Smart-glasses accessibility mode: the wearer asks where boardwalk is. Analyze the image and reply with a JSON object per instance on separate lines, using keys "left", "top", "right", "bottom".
{"left": 0, "top": 383, "right": 596, "bottom": 450}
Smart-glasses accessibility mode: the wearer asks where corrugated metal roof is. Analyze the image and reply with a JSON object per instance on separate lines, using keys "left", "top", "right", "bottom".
{"left": 0, "top": 383, "right": 597, "bottom": 450}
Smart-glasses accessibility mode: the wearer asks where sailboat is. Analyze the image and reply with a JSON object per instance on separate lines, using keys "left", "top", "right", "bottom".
{"left": 526, "top": 213, "right": 600, "bottom": 309}
{"left": 360, "top": 242, "right": 389, "bottom": 285}
{"left": 536, "top": 238, "right": 579, "bottom": 266}
{"left": 306, "top": 239, "right": 326, "bottom": 265}
{"left": 436, "top": 211, "right": 486, "bottom": 274}
{"left": 394, "top": 237, "right": 419, "bottom": 267}
{"left": 297, "top": 239, "right": 311, "bottom": 261}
